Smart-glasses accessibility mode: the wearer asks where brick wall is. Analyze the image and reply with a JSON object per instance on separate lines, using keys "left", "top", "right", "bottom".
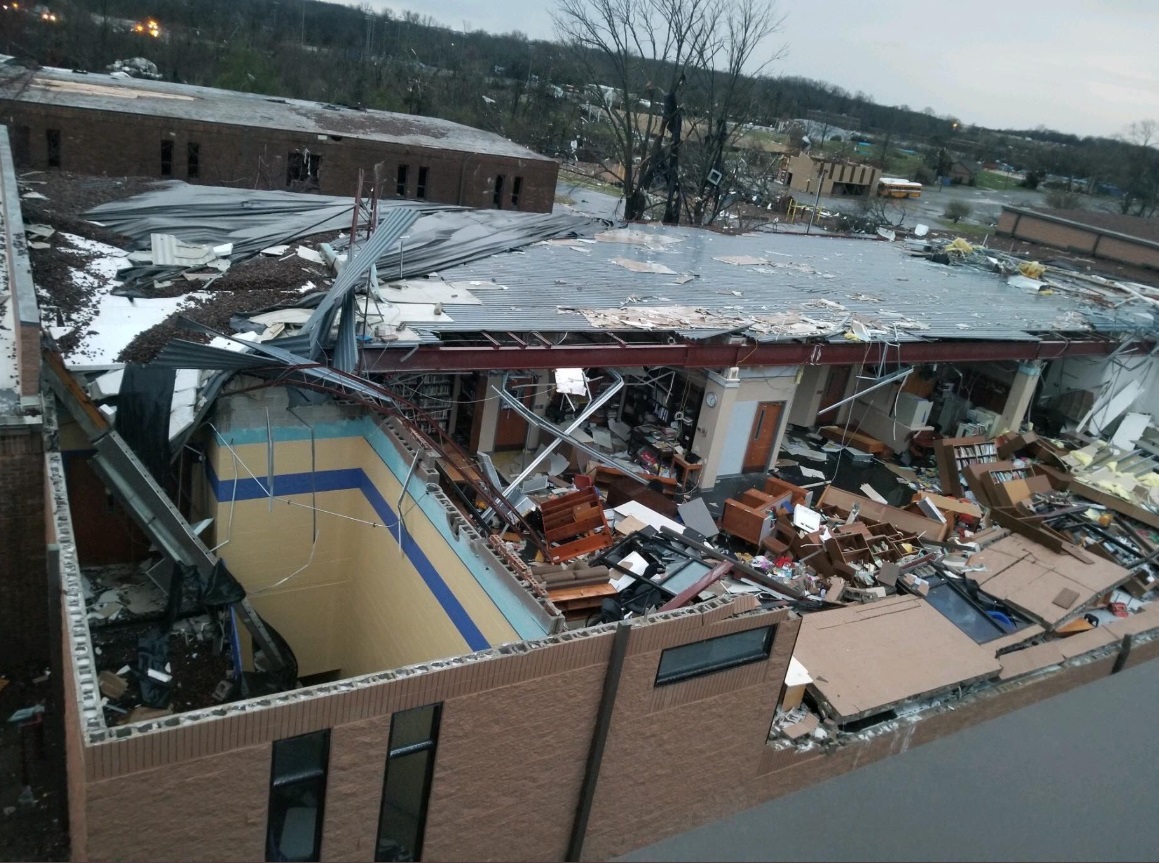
{"left": 67, "top": 582, "right": 1159, "bottom": 863}
{"left": 997, "top": 210, "right": 1159, "bottom": 271}
{"left": 582, "top": 609, "right": 798, "bottom": 860}
{"left": 0, "top": 427, "right": 49, "bottom": 673}
{"left": 76, "top": 602, "right": 795, "bottom": 862}
{"left": 0, "top": 104, "right": 558, "bottom": 213}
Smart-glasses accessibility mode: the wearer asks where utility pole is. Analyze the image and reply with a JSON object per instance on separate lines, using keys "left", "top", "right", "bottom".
{"left": 806, "top": 158, "right": 824, "bottom": 235}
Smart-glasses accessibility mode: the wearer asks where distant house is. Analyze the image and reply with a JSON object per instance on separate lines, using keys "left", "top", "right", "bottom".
{"left": 782, "top": 153, "right": 881, "bottom": 196}
{"left": 948, "top": 159, "right": 982, "bottom": 185}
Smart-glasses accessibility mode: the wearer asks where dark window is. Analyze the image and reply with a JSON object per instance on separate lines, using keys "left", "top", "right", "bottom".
{"left": 396, "top": 164, "right": 409, "bottom": 197}
{"left": 160, "top": 140, "right": 173, "bottom": 177}
{"left": 287, "top": 151, "right": 322, "bottom": 187}
{"left": 46, "top": 129, "right": 61, "bottom": 168}
{"left": 655, "top": 626, "right": 774, "bottom": 686}
{"left": 375, "top": 704, "right": 442, "bottom": 862}
{"left": 492, "top": 174, "right": 505, "bottom": 208}
{"left": 11, "top": 125, "right": 30, "bottom": 165}
{"left": 267, "top": 731, "right": 330, "bottom": 862}
{"left": 416, "top": 166, "right": 428, "bottom": 199}
{"left": 187, "top": 142, "right": 200, "bottom": 179}
{"left": 510, "top": 176, "right": 523, "bottom": 208}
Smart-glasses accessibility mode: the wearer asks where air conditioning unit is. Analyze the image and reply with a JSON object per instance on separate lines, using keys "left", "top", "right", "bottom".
{"left": 724, "top": 366, "right": 740, "bottom": 382}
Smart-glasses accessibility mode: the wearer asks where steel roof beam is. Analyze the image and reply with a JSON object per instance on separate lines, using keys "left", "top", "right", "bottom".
{"left": 360, "top": 335, "right": 1132, "bottom": 373}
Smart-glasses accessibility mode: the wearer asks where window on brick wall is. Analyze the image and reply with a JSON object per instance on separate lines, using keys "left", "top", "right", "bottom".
{"left": 510, "top": 176, "right": 523, "bottom": 208}
{"left": 416, "top": 166, "right": 428, "bottom": 199}
{"left": 374, "top": 704, "right": 442, "bottom": 862}
{"left": 654, "top": 625, "right": 774, "bottom": 686}
{"left": 46, "top": 129, "right": 61, "bottom": 168}
{"left": 187, "top": 142, "right": 200, "bottom": 179}
{"left": 396, "top": 164, "right": 409, "bottom": 197}
{"left": 286, "top": 151, "right": 322, "bottom": 189}
{"left": 160, "top": 140, "right": 173, "bottom": 177}
{"left": 11, "top": 126, "right": 30, "bottom": 165}
{"left": 492, "top": 174, "right": 505, "bottom": 208}
{"left": 266, "top": 730, "right": 331, "bottom": 862}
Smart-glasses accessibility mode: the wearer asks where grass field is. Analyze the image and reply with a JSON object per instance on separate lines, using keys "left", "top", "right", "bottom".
{"left": 974, "top": 170, "right": 1022, "bottom": 191}
{"left": 936, "top": 219, "right": 993, "bottom": 240}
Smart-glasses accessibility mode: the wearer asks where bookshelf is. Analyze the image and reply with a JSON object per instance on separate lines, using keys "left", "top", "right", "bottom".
{"left": 935, "top": 435, "right": 998, "bottom": 497}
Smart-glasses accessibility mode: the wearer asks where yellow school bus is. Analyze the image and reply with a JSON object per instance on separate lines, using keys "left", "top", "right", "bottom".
{"left": 877, "top": 178, "right": 923, "bottom": 199}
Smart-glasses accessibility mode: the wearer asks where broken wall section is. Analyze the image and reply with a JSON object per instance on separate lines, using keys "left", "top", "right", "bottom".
{"left": 201, "top": 385, "right": 554, "bottom": 679}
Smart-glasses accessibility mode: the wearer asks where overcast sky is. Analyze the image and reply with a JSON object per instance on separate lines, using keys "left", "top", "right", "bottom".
{"left": 353, "top": 0, "right": 1159, "bottom": 138}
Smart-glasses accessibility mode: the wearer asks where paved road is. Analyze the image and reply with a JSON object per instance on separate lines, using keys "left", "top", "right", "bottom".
{"left": 620, "top": 658, "right": 1159, "bottom": 861}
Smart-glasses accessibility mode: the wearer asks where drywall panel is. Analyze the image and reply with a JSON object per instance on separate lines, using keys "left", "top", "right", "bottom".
{"left": 795, "top": 596, "right": 1001, "bottom": 721}
{"left": 718, "top": 400, "right": 757, "bottom": 476}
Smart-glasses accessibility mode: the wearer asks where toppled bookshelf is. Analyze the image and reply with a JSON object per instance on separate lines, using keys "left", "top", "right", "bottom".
{"left": 540, "top": 487, "right": 613, "bottom": 563}
{"left": 936, "top": 435, "right": 998, "bottom": 497}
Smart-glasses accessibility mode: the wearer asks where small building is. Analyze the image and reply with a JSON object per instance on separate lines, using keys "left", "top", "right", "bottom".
{"left": 947, "top": 158, "right": 982, "bottom": 185}
{"left": 0, "top": 65, "right": 558, "bottom": 211}
{"left": 782, "top": 153, "right": 881, "bottom": 196}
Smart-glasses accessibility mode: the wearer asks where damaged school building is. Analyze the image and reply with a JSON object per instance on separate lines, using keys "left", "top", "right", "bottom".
{"left": 0, "top": 64, "right": 557, "bottom": 211}
{"left": 3, "top": 121, "right": 1159, "bottom": 862}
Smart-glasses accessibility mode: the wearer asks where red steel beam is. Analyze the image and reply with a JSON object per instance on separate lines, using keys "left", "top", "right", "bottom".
{"left": 360, "top": 335, "right": 1128, "bottom": 373}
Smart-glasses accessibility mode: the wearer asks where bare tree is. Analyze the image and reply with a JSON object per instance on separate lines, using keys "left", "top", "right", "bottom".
{"left": 682, "top": 0, "right": 786, "bottom": 225}
{"left": 554, "top": 0, "right": 784, "bottom": 223}
{"left": 554, "top": 0, "right": 713, "bottom": 221}
{"left": 1116, "top": 120, "right": 1159, "bottom": 217}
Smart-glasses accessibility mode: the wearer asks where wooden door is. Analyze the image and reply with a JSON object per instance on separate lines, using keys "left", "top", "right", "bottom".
{"left": 743, "top": 401, "right": 782, "bottom": 472}
{"left": 819, "top": 365, "right": 851, "bottom": 416}
{"left": 494, "top": 375, "right": 534, "bottom": 450}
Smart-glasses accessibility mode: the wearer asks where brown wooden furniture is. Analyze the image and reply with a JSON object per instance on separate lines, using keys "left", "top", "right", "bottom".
{"left": 818, "top": 425, "right": 888, "bottom": 455}
{"left": 721, "top": 488, "right": 793, "bottom": 548}
{"left": 763, "top": 475, "right": 812, "bottom": 507}
{"left": 546, "top": 582, "right": 619, "bottom": 614}
{"left": 935, "top": 435, "right": 998, "bottom": 497}
{"left": 539, "top": 487, "right": 613, "bottom": 563}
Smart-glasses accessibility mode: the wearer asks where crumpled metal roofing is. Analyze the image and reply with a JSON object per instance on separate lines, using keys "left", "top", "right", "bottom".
{"left": 385, "top": 226, "right": 1155, "bottom": 346}
{"left": 84, "top": 183, "right": 601, "bottom": 282}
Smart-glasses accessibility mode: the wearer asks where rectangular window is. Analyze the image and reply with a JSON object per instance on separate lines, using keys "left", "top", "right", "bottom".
{"left": 287, "top": 151, "right": 322, "bottom": 187}
{"left": 46, "top": 129, "right": 61, "bottom": 168}
{"left": 655, "top": 626, "right": 774, "bottom": 686}
{"left": 510, "top": 176, "right": 523, "bottom": 208}
{"left": 493, "top": 174, "right": 505, "bottom": 208}
{"left": 375, "top": 704, "right": 442, "bottom": 862}
{"left": 416, "top": 166, "right": 428, "bottom": 199}
{"left": 160, "top": 140, "right": 173, "bottom": 177}
{"left": 266, "top": 730, "right": 331, "bottom": 862}
{"left": 396, "top": 164, "right": 409, "bottom": 196}
{"left": 187, "top": 142, "right": 200, "bottom": 179}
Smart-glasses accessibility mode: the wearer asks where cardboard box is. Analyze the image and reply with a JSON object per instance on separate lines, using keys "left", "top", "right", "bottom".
{"left": 997, "top": 431, "right": 1039, "bottom": 460}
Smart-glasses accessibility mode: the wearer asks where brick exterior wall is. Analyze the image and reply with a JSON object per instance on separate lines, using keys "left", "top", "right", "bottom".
{"left": 0, "top": 104, "right": 558, "bottom": 213}
{"left": 0, "top": 427, "right": 49, "bottom": 674}
{"left": 60, "top": 579, "right": 1159, "bottom": 862}
{"left": 997, "top": 210, "right": 1159, "bottom": 271}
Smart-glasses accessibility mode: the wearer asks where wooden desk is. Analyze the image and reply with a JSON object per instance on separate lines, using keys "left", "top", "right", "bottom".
{"left": 547, "top": 581, "right": 619, "bottom": 613}
{"left": 672, "top": 453, "right": 704, "bottom": 494}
